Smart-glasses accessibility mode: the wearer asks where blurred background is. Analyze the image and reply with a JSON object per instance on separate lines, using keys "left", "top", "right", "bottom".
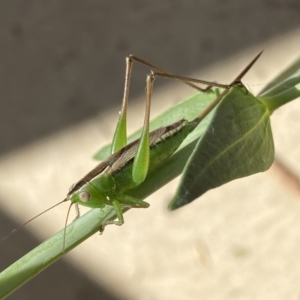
{"left": 0, "top": 1, "right": 300, "bottom": 299}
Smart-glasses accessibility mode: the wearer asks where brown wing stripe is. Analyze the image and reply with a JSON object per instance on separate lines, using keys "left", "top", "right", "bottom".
{"left": 68, "top": 119, "right": 187, "bottom": 195}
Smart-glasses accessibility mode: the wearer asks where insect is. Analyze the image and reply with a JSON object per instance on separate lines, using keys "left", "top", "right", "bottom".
{"left": 3, "top": 51, "right": 262, "bottom": 246}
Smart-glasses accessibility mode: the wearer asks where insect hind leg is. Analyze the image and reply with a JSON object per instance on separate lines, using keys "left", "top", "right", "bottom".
{"left": 129, "top": 55, "right": 215, "bottom": 92}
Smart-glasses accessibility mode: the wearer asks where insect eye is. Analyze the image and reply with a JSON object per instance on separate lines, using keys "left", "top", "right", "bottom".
{"left": 79, "top": 191, "right": 90, "bottom": 202}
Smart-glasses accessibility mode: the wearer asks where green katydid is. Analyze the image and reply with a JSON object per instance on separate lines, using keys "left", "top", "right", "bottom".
{"left": 3, "top": 51, "right": 262, "bottom": 245}
{"left": 64, "top": 51, "right": 262, "bottom": 231}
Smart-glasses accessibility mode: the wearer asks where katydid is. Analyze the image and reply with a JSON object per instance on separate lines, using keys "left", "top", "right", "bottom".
{"left": 2, "top": 51, "right": 262, "bottom": 245}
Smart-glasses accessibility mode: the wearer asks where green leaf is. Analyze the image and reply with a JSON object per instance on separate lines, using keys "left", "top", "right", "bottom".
{"left": 258, "top": 70, "right": 300, "bottom": 113}
{"left": 169, "top": 86, "right": 275, "bottom": 210}
{"left": 258, "top": 55, "right": 300, "bottom": 95}
{"left": 257, "top": 55, "right": 300, "bottom": 113}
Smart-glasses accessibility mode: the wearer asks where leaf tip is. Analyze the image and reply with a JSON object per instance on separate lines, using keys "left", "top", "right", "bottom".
{"left": 167, "top": 194, "right": 190, "bottom": 211}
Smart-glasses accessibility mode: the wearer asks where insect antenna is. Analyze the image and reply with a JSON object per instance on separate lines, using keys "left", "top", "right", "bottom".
{"left": 0, "top": 198, "right": 68, "bottom": 244}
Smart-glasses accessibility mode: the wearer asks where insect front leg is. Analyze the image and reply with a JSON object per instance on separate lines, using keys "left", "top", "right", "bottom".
{"left": 74, "top": 203, "right": 80, "bottom": 220}
{"left": 99, "top": 198, "right": 124, "bottom": 234}
{"left": 99, "top": 196, "right": 149, "bottom": 233}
